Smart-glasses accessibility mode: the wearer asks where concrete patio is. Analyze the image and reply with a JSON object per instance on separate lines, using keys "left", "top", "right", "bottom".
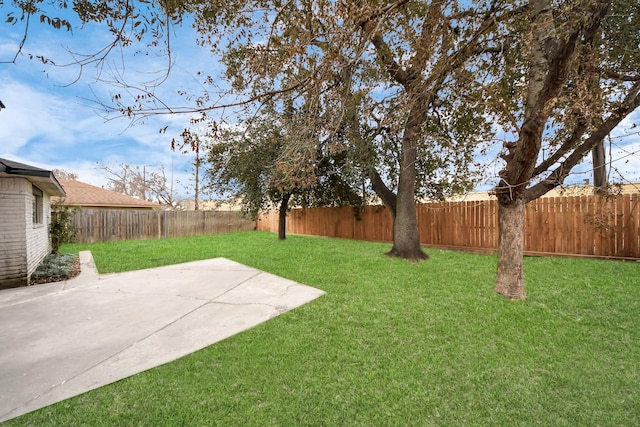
{"left": 0, "top": 252, "right": 325, "bottom": 422}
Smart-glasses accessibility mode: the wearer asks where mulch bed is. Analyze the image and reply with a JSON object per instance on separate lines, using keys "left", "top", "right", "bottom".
{"left": 30, "top": 258, "right": 82, "bottom": 285}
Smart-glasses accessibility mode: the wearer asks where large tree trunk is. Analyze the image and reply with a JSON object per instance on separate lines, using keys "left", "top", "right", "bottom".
{"left": 277, "top": 192, "right": 291, "bottom": 240}
{"left": 494, "top": 198, "right": 527, "bottom": 300}
{"left": 387, "top": 193, "right": 426, "bottom": 260}
{"left": 385, "top": 110, "right": 428, "bottom": 261}
{"left": 492, "top": 0, "right": 560, "bottom": 299}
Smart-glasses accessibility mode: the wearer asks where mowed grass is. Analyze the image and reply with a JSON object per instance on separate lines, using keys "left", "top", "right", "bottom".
{"left": 8, "top": 231, "right": 640, "bottom": 426}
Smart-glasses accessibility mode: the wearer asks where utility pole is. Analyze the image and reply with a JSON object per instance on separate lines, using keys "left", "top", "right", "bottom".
{"left": 194, "top": 137, "right": 200, "bottom": 211}
{"left": 592, "top": 139, "right": 608, "bottom": 195}
{"left": 142, "top": 165, "right": 146, "bottom": 200}
{"left": 171, "top": 157, "right": 175, "bottom": 207}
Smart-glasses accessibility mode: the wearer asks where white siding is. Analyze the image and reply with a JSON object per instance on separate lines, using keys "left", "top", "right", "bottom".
{"left": 0, "top": 178, "right": 29, "bottom": 287}
{"left": 0, "top": 178, "right": 52, "bottom": 288}
{"left": 26, "top": 188, "right": 52, "bottom": 278}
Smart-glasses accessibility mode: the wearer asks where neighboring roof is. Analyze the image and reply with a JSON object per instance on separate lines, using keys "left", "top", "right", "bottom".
{"left": 546, "top": 182, "right": 640, "bottom": 196}
{"left": 52, "top": 179, "right": 161, "bottom": 209}
{"left": 182, "top": 199, "right": 242, "bottom": 211}
{"left": 0, "top": 157, "right": 66, "bottom": 197}
{"left": 447, "top": 183, "right": 640, "bottom": 202}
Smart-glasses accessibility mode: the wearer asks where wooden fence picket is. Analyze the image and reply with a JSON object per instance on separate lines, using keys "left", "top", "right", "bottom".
{"left": 70, "top": 209, "right": 255, "bottom": 243}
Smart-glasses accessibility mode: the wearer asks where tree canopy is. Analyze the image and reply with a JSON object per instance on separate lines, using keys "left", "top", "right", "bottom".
{"left": 204, "top": 100, "right": 362, "bottom": 239}
{"left": 179, "top": 0, "right": 501, "bottom": 258}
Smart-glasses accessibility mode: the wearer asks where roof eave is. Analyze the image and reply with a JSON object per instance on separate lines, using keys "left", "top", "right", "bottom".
{"left": 28, "top": 174, "right": 66, "bottom": 197}
{"left": 0, "top": 161, "right": 66, "bottom": 197}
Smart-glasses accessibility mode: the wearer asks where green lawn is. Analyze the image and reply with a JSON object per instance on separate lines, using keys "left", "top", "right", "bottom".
{"left": 8, "top": 231, "right": 640, "bottom": 426}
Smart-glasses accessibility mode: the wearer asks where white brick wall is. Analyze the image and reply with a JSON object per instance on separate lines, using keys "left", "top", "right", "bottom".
{"left": 0, "top": 178, "right": 52, "bottom": 288}
{"left": 26, "top": 190, "right": 51, "bottom": 278}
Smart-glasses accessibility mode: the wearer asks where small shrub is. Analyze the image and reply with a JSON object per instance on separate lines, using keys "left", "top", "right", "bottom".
{"left": 50, "top": 201, "right": 78, "bottom": 254}
{"left": 31, "top": 253, "right": 78, "bottom": 282}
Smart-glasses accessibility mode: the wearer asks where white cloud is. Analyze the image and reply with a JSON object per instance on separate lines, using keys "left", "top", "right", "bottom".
{"left": 0, "top": 72, "right": 199, "bottom": 197}
{"left": 0, "top": 41, "right": 21, "bottom": 62}
{"left": 0, "top": 79, "right": 68, "bottom": 151}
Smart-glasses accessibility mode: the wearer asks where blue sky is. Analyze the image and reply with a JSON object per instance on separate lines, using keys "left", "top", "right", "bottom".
{"left": 1, "top": 8, "right": 639, "bottom": 201}
{"left": 0, "top": 12, "right": 216, "bottom": 198}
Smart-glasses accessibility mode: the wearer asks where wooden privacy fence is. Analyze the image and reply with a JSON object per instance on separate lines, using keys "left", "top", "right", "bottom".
{"left": 71, "top": 209, "right": 255, "bottom": 243}
{"left": 257, "top": 194, "right": 640, "bottom": 259}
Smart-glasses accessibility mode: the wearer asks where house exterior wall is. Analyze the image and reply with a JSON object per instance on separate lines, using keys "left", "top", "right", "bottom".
{"left": 26, "top": 187, "right": 52, "bottom": 279}
{"left": 0, "top": 178, "right": 29, "bottom": 287}
{"left": 0, "top": 178, "right": 52, "bottom": 288}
